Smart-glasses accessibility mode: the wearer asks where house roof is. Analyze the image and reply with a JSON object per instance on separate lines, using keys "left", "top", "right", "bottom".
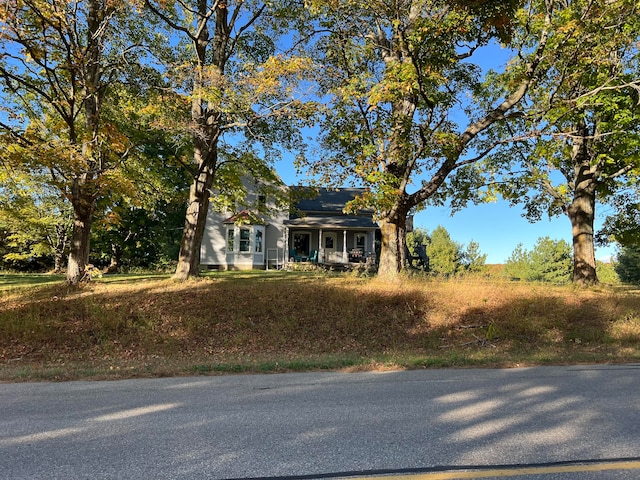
{"left": 284, "top": 215, "right": 378, "bottom": 230}
{"left": 291, "top": 187, "right": 374, "bottom": 215}
{"left": 223, "top": 210, "right": 266, "bottom": 225}
{"left": 286, "top": 187, "right": 378, "bottom": 230}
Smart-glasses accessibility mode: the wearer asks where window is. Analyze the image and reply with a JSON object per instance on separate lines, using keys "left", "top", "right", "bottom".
{"left": 255, "top": 230, "right": 263, "bottom": 253}
{"left": 356, "top": 233, "right": 366, "bottom": 250}
{"left": 325, "top": 236, "right": 334, "bottom": 249}
{"left": 293, "top": 232, "right": 310, "bottom": 255}
{"left": 258, "top": 194, "right": 267, "bottom": 210}
{"left": 239, "top": 228, "right": 250, "bottom": 252}
{"left": 227, "top": 229, "right": 234, "bottom": 252}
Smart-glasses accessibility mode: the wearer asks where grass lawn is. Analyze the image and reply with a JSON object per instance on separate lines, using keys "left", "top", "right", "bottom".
{"left": 1, "top": 270, "right": 640, "bottom": 382}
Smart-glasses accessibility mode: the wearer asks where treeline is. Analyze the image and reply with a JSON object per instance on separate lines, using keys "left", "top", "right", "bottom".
{"left": 406, "top": 228, "right": 628, "bottom": 284}
{"left": 1, "top": 0, "right": 639, "bottom": 285}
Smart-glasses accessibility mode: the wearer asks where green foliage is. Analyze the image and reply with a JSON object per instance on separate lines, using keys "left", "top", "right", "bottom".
{"left": 504, "top": 237, "right": 572, "bottom": 283}
{"left": 615, "top": 245, "right": 640, "bottom": 284}
{"left": 528, "top": 237, "right": 573, "bottom": 283}
{"left": 503, "top": 244, "right": 530, "bottom": 280}
{"left": 407, "top": 226, "right": 486, "bottom": 275}
{"left": 0, "top": 168, "right": 72, "bottom": 271}
{"left": 91, "top": 200, "right": 186, "bottom": 272}
{"left": 598, "top": 193, "right": 640, "bottom": 248}
{"left": 596, "top": 260, "right": 620, "bottom": 285}
{"left": 426, "top": 226, "right": 463, "bottom": 276}
{"left": 462, "top": 241, "right": 488, "bottom": 273}
{"left": 88, "top": 88, "right": 193, "bottom": 273}
{"left": 475, "top": 0, "right": 640, "bottom": 284}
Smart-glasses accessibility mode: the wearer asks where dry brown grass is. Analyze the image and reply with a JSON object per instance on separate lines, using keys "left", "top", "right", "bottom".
{"left": 1, "top": 271, "right": 640, "bottom": 381}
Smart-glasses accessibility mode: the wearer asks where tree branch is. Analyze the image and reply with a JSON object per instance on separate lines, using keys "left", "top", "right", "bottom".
{"left": 144, "top": 0, "right": 196, "bottom": 40}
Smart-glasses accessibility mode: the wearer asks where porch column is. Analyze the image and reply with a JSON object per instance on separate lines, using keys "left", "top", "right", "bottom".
{"left": 285, "top": 228, "right": 290, "bottom": 264}
{"left": 343, "top": 230, "right": 347, "bottom": 264}
{"left": 319, "top": 229, "right": 323, "bottom": 263}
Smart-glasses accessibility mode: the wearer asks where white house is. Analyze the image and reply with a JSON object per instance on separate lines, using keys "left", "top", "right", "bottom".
{"left": 200, "top": 186, "right": 381, "bottom": 270}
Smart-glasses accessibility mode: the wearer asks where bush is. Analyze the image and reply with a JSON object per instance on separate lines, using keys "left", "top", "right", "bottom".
{"left": 503, "top": 237, "right": 572, "bottom": 283}
{"left": 597, "top": 260, "right": 620, "bottom": 284}
{"left": 407, "top": 226, "right": 487, "bottom": 276}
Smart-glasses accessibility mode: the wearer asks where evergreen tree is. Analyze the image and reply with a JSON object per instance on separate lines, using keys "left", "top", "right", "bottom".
{"left": 615, "top": 245, "right": 640, "bottom": 284}
{"left": 504, "top": 237, "right": 572, "bottom": 283}
{"left": 528, "top": 237, "right": 572, "bottom": 283}
{"left": 503, "top": 243, "right": 531, "bottom": 280}
{"left": 426, "top": 226, "right": 463, "bottom": 276}
{"left": 462, "top": 241, "right": 488, "bottom": 274}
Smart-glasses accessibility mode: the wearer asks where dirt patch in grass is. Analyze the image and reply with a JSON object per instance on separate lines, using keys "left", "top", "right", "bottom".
{"left": 1, "top": 272, "right": 640, "bottom": 381}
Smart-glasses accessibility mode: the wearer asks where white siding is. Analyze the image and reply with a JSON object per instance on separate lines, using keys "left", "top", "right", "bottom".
{"left": 200, "top": 209, "right": 229, "bottom": 268}
{"left": 200, "top": 200, "right": 288, "bottom": 270}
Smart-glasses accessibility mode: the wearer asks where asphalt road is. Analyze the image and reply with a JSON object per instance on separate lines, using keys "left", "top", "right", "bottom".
{"left": 1, "top": 365, "right": 640, "bottom": 479}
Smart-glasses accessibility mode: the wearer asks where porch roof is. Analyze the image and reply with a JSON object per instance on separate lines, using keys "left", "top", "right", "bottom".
{"left": 223, "top": 209, "right": 266, "bottom": 225}
{"left": 284, "top": 215, "right": 378, "bottom": 230}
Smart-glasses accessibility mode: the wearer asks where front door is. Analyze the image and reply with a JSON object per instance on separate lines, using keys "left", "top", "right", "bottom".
{"left": 323, "top": 232, "right": 337, "bottom": 263}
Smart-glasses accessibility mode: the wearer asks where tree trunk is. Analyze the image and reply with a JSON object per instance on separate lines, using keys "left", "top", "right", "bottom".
{"left": 53, "top": 222, "right": 68, "bottom": 274}
{"left": 375, "top": 78, "right": 415, "bottom": 279}
{"left": 66, "top": 181, "right": 95, "bottom": 285}
{"left": 567, "top": 190, "right": 598, "bottom": 285}
{"left": 65, "top": 0, "right": 103, "bottom": 285}
{"left": 106, "top": 243, "right": 121, "bottom": 274}
{"left": 377, "top": 214, "right": 408, "bottom": 279}
{"left": 173, "top": 148, "right": 217, "bottom": 280}
{"left": 566, "top": 121, "right": 598, "bottom": 286}
{"left": 172, "top": 2, "right": 226, "bottom": 281}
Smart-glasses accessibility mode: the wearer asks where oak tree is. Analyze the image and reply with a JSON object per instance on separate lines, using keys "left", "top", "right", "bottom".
{"left": 477, "top": 0, "right": 640, "bottom": 285}
{"left": 0, "top": 0, "right": 157, "bottom": 284}
{"left": 296, "top": 0, "right": 554, "bottom": 279}
{"left": 144, "top": 0, "right": 314, "bottom": 280}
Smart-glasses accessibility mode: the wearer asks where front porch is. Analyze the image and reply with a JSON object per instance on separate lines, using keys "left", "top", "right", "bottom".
{"left": 284, "top": 227, "right": 378, "bottom": 267}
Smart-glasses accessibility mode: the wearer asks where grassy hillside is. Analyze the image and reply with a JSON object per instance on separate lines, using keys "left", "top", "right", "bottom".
{"left": 1, "top": 271, "right": 639, "bottom": 381}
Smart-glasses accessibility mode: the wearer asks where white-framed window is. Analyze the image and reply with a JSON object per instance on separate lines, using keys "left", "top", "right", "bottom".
{"left": 255, "top": 229, "right": 263, "bottom": 253}
{"left": 355, "top": 233, "right": 366, "bottom": 250}
{"left": 227, "top": 225, "right": 264, "bottom": 255}
{"left": 227, "top": 228, "right": 235, "bottom": 252}
{"left": 239, "top": 227, "right": 251, "bottom": 252}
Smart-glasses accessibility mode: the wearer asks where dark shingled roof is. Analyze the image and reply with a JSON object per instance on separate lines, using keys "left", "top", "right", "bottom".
{"left": 284, "top": 215, "right": 377, "bottom": 229}
{"left": 286, "top": 187, "right": 378, "bottom": 229}
{"left": 290, "top": 187, "right": 373, "bottom": 214}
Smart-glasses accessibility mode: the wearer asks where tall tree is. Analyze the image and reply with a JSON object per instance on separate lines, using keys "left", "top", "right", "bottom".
{"left": 476, "top": 0, "right": 640, "bottom": 285}
{"left": 0, "top": 0, "right": 156, "bottom": 284}
{"left": 296, "top": 0, "right": 557, "bottom": 279}
{"left": 144, "top": 0, "right": 313, "bottom": 280}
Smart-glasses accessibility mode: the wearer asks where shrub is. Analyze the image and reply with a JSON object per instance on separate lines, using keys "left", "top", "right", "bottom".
{"left": 503, "top": 237, "right": 572, "bottom": 283}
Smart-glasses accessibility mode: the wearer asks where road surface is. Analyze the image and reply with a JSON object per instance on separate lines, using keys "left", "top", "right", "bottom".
{"left": 1, "top": 365, "right": 640, "bottom": 479}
